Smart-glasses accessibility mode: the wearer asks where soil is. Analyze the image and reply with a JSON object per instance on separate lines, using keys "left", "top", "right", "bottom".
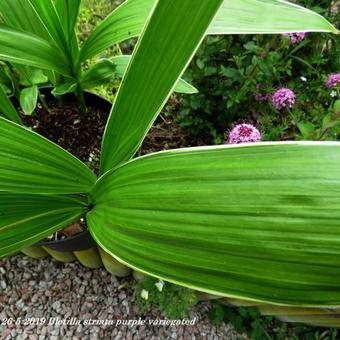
{"left": 21, "top": 97, "right": 194, "bottom": 174}
{"left": 20, "top": 95, "right": 197, "bottom": 240}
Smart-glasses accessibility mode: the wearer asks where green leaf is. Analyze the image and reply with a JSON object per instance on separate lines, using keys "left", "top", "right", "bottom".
{"left": 89, "top": 143, "right": 340, "bottom": 306}
{"left": 52, "top": 79, "right": 77, "bottom": 96}
{"left": 80, "top": 0, "right": 338, "bottom": 62}
{"left": 296, "top": 121, "right": 316, "bottom": 139}
{"left": 20, "top": 85, "right": 38, "bottom": 116}
{"left": 0, "top": 0, "right": 51, "bottom": 40}
{"left": 0, "top": 25, "right": 72, "bottom": 77}
{"left": 208, "top": 0, "right": 339, "bottom": 35}
{"left": 100, "top": 0, "right": 224, "bottom": 173}
{"left": 80, "top": 59, "right": 116, "bottom": 90}
{"left": 54, "top": 0, "right": 80, "bottom": 62}
{"left": 174, "top": 79, "right": 198, "bottom": 94}
{"left": 16, "top": 65, "right": 48, "bottom": 86}
{"left": 0, "top": 0, "right": 63, "bottom": 88}
{"left": 110, "top": 55, "right": 198, "bottom": 94}
{"left": 0, "top": 117, "right": 96, "bottom": 194}
{"left": 0, "top": 193, "right": 88, "bottom": 257}
{"left": 0, "top": 86, "right": 22, "bottom": 124}
{"left": 0, "top": 62, "right": 14, "bottom": 93}
{"left": 79, "top": 0, "right": 155, "bottom": 62}
{"left": 27, "top": 0, "right": 68, "bottom": 52}
{"left": 55, "top": 0, "right": 81, "bottom": 44}
{"left": 334, "top": 100, "right": 340, "bottom": 114}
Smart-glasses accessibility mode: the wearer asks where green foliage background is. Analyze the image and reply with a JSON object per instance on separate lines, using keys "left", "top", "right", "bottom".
{"left": 178, "top": 0, "right": 340, "bottom": 144}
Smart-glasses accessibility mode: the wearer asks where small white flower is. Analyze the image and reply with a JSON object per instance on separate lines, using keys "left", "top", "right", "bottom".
{"left": 300, "top": 76, "right": 307, "bottom": 82}
{"left": 155, "top": 280, "right": 164, "bottom": 292}
{"left": 141, "top": 289, "right": 149, "bottom": 300}
{"left": 331, "top": 90, "right": 337, "bottom": 98}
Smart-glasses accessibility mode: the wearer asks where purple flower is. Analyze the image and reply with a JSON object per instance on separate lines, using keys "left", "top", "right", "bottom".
{"left": 228, "top": 123, "right": 261, "bottom": 144}
{"left": 272, "top": 88, "right": 296, "bottom": 110}
{"left": 254, "top": 83, "right": 271, "bottom": 102}
{"left": 283, "top": 32, "right": 306, "bottom": 44}
{"left": 255, "top": 92, "right": 271, "bottom": 102}
{"left": 326, "top": 73, "right": 340, "bottom": 88}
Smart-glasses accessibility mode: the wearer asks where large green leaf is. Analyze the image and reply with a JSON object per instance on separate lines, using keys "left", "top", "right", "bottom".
{"left": 0, "top": 86, "right": 22, "bottom": 124}
{"left": 27, "top": 0, "right": 68, "bottom": 53}
{"left": 80, "top": 0, "right": 338, "bottom": 62}
{"left": 55, "top": 0, "right": 81, "bottom": 44}
{"left": 0, "top": 0, "right": 51, "bottom": 40}
{"left": 208, "top": 0, "right": 338, "bottom": 35}
{"left": 89, "top": 143, "right": 340, "bottom": 306}
{"left": 55, "top": 0, "right": 81, "bottom": 63}
{"left": 100, "top": 0, "right": 224, "bottom": 173}
{"left": 0, "top": 117, "right": 96, "bottom": 194}
{"left": 0, "top": 25, "right": 72, "bottom": 77}
{"left": 0, "top": 193, "right": 88, "bottom": 257}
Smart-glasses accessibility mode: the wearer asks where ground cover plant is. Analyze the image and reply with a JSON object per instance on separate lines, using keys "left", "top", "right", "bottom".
{"left": 177, "top": 0, "right": 340, "bottom": 144}
{"left": 0, "top": 0, "right": 340, "bottom": 332}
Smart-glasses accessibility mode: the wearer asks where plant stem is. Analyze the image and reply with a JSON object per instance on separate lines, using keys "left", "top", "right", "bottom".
{"left": 76, "top": 86, "right": 87, "bottom": 113}
{"left": 38, "top": 91, "right": 49, "bottom": 113}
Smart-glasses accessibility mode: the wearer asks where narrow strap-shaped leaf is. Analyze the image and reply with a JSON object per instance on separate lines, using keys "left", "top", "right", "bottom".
{"left": 0, "top": 117, "right": 96, "bottom": 194}
{"left": 80, "top": 0, "right": 338, "bottom": 62}
{"left": 89, "top": 142, "right": 340, "bottom": 306}
{"left": 27, "top": 0, "right": 69, "bottom": 53}
{"left": 100, "top": 0, "right": 224, "bottom": 173}
{"left": 110, "top": 55, "right": 197, "bottom": 94}
{"left": 0, "top": 0, "right": 51, "bottom": 41}
{"left": 0, "top": 25, "right": 72, "bottom": 77}
{"left": 54, "top": 0, "right": 81, "bottom": 63}
{"left": 0, "top": 86, "right": 22, "bottom": 124}
{"left": 55, "top": 0, "right": 81, "bottom": 44}
{"left": 79, "top": 0, "right": 155, "bottom": 62}
{"left": 0, "top": 192, "right": 88, "bottom": 257}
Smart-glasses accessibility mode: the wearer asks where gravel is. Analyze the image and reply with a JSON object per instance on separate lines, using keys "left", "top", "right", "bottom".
{"left": 0, "top": 255, "right": 244, "bottom": 339}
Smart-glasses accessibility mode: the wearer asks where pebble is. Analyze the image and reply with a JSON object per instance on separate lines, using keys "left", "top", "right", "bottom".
{"left": 0, "top": 255, "right": 244, "bottom": 339}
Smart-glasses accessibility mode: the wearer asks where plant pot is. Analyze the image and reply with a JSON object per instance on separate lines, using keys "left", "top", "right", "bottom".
{"left": 133, "top": 270, "right": 146, "bottom": 281}
{"left": 16, "top": 86, "right": 111, "bottom": 268}
{"left": 195, "top": 292, "right": 221, "bottom": 301}
{"left": 37, "top": 230, "right": 102, "bottom": 268}
{"left": 21, "top": 245, "right": 48, "bottom": 259}
{"left": 98, "top": 247, "right": 131, "bottom": 277}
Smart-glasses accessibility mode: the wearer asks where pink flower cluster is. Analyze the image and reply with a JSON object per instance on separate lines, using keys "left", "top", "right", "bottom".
{"left": 255, "top": 84, "right": 271, "bottom": 102}
{"left": 272, "top": 88, "right": 296, "bottom": 110}
{"left": 326, "top": 73, "right": 340, "bottom": 88}
{"left": 283, "top": 32, "right": 306, "bottom": 44}
{"left": 228, "top": 123, "right": 261, "bottom": 144}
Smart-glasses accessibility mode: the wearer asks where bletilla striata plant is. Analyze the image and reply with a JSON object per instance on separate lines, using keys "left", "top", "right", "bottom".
{"left": 0, "top": 0, "right": 340, "bottom": 326}
{"left": 0, "top": 0, "right": 198, "bottom": 113}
